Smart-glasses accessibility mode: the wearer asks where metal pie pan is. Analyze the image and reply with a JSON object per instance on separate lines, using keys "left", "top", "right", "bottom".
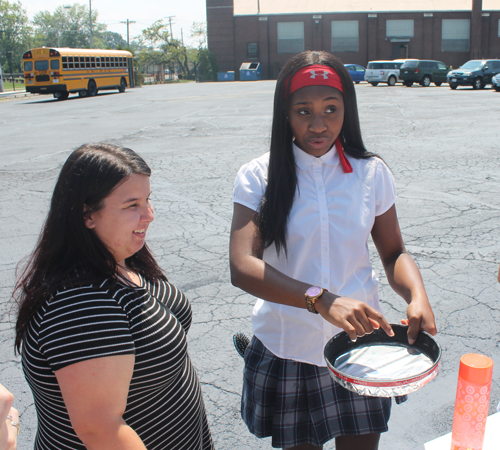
{"left": 324, "top": 324, "right": 441, "bottom": 397}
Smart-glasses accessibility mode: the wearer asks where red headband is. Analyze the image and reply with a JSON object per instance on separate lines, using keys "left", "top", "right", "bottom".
{"left": 288, "top": 64, "right": 344, "bottom": 96}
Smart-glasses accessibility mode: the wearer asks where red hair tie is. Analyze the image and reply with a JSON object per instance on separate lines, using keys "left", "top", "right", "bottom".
{"left": 288, "top": 64, "right": 344, "bottom": 96}
{"left": 335, "top": 138, "right": 352, "bottom": 173}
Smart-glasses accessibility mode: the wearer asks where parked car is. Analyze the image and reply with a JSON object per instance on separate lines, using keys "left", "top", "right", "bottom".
{"left": 492, "top": 73, "right": 500, "bottom": 92}
{"left": 364, "top": 60, "right": 416, "bottom": 86}
{"left": 399, "top": 60, "right": 450, "bottom": 87}
{"left": 344, "top": 64, "right": 366, "bottom": 83}
{"left": 447, "top": 59, "right": 500, "bottom": 90}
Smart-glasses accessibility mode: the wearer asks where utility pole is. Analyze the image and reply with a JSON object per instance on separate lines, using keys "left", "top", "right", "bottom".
{"left": 89, "top": 0, "right": 92, "bottom": 48}
{"left": 120, "top": 19, "right": 136, "bottom": 46}
{"left": 164, "top": 16, "right": 175, "bottom": 42}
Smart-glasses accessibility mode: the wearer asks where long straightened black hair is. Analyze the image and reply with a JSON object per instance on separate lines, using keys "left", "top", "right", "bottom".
{"left": 259, "top": 51, "right": 378, "bottom": 256}
{"left": 14, "top": 143, "right": 166, "bottom": 353}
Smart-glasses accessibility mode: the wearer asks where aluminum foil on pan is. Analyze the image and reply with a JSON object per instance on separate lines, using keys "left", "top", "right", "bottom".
{"left": 324, "top": 324, "right": 441, "bottom": 397}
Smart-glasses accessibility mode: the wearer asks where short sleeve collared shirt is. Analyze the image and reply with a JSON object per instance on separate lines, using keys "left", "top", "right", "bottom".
{"left": 233, "top": 143, "right": 396, "bottom": 366}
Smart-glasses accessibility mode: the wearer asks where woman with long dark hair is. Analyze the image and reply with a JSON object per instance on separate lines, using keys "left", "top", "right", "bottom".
{"left": 14, "top": 143, "right": 214, "bottom": 450}
{"left": 230, "top": 51, "right": 437, "bottom": 450}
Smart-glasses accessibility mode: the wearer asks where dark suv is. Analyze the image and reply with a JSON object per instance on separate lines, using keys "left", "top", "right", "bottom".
{"left": 400, "top": 60, "right": 450, "bottom": 87}
{"left": 447, "top": 60, "right": 500, "bottom": 89}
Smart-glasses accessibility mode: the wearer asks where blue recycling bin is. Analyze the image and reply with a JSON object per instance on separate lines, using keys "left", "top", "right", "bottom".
{"left": 217, "top": 71, "right": 235, "bottom": 81}
{"left": 239, "top": 62, "right": 262, "bottom": 81}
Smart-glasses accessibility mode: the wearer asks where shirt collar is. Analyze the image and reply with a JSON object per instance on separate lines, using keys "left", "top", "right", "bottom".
{"left": 292, "top": 141, "right": 340, "bottom": 171}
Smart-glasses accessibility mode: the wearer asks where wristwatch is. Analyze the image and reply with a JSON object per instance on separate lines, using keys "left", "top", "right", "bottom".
{"left": 305, "top": 286, "right": 327, "bottom": 314}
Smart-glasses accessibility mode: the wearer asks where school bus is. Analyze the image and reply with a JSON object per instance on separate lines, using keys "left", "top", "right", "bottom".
{"left": 22, "top": 47, "right": 134, "bottom": 100}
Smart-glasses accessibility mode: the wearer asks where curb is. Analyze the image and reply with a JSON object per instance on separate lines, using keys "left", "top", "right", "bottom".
{"left": 0, "top": 90, "right": 33, "bottom": 99}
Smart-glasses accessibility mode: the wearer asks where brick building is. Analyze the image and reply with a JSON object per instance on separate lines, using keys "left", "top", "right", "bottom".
{"left": 206, "top": 0, "right": 500, "bottom": 79}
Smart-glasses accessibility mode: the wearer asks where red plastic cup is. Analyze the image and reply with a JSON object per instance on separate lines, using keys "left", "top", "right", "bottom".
{"left": 450, "top": 354, "right": 494, "bottom": 450}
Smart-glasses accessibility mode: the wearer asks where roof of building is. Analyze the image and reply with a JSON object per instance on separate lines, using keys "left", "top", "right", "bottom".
{"left": 234, "top": 0, "right": 500, "bottom": 15}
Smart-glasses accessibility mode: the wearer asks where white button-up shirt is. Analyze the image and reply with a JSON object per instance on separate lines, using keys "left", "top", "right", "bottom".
{"left": 233, "top": 143, "right": 396, "bottom": 366}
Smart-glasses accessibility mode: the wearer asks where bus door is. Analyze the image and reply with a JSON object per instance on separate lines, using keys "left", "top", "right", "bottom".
{"left": 127, "top": 58, "right": 135, "bottom": 88}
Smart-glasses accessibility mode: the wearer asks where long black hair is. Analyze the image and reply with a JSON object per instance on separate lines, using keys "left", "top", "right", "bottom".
{"left": 259, "top": 51, "right": 378, "bottom": 255}
{"left": 14, "top": 143, "right": 166, "bottom": 352}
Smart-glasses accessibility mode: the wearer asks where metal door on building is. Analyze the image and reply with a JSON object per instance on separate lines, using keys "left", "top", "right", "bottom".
{"left": 392, "top": 43, "right": 408, "bottom": 59}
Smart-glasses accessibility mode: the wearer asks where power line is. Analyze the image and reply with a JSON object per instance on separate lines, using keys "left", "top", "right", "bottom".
{"left": 120, "top": 19, "right": 136, "bottom": 46}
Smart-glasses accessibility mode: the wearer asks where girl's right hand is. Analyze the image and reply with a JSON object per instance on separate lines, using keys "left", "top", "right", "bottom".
{"left": 315, "top": 292, "right": 394, "bottom": 342}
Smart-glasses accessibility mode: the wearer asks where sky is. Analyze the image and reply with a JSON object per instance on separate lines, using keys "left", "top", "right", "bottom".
{"left": 22, "top": 0, "right": 208, "bottom": 47}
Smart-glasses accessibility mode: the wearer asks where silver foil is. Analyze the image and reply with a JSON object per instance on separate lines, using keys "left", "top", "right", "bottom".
{"left": 329, "top": 342, "right": 440, "bottom": 397}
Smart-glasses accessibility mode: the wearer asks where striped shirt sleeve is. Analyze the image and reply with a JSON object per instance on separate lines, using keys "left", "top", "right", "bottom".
{"left": 38, "top": 285, "right": 135, "bottom": 372}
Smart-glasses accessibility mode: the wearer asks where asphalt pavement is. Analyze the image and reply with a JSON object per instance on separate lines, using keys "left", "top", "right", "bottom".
{"left": 1, "top": 81, "right": 500, "bottom": 449}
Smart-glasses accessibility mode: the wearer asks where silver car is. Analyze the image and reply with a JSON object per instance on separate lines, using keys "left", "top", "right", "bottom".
{"left": 364, "top": 59, "right": 419, "bottom": 86}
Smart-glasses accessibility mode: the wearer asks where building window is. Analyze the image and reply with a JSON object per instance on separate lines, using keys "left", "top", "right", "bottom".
{"left": 331, "top": 21, "right": 359, "bottom": 52}
{"left": 277, "top": 22, "right": 304, "bottom": 53}
{"left": 386, "top": 20, "right": 414, "bottom": 37}
{"left": 442, "top": 19, "right": 470, "bottom": 52}
{"left": 248, "top": 42, "right": 258, "bottom": 59}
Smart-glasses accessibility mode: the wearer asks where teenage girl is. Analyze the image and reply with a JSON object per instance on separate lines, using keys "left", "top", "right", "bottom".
{"left": 230, "top": 51, "right": 437, "bottom": 450}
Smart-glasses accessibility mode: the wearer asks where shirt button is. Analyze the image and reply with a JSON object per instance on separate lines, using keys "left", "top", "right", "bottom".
{"left": 318, "top": 185, "right": 323, "bottom": 190}
{"left": 322, "top": 216, "right": 327, "bottom": 221}
{"left": 323, "top": 278, "right": 328, "bottom": 284}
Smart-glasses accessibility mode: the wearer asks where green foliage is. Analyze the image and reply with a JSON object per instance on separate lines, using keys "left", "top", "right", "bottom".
{"left": 103, "top": 31, "right": 127, "bottom": 49}
{"left": 133, "top": 69, "right": 144, "bottom": 86}
{"left": 137, "top": 21, "right": 193, "bottom": 79}
{"left": 0, "top": 0, "right": 31, "bottom": 72}
{"left": 196, "top": 48, "right": 218, "bottom": 82}
{"left": 32, "top": 3, "right": 106, "bottom": 49}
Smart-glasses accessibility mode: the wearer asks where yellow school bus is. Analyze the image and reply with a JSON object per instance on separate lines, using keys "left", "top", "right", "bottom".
{"left": 22, "top": 47, "right": 134, "bottom": 100}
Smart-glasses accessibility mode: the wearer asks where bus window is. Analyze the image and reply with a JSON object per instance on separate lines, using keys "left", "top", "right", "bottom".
{"left": 96, "top": 57, "right": 100, "bottom": 68}
{"left": 62, "top": 57, "right": 68, "bottom": 69}
{"left": 50, "top": 60, "right": 60, "bottom": 70}
{"left": 74, "top": 58, "right": 80, "bottom": 69}
{"left": 85, "top": 57, "right": 90, "bottom": 68}
{"left": 80, "top": 56, "right": 85, "bottom": 67}
{"left": 68, "top": 57, "right": 74, "bottom": 69}
{"left": 35, "top": 60, "right": 49, "bottom": 71}
{"left": 91, "top": 57, "right": 95, "bottom": 68}
{"left": 105, "top": 57, "right": 110, "bottom": 68}
{"left": 24, "top": 61, "right": 33, "bottom": 71}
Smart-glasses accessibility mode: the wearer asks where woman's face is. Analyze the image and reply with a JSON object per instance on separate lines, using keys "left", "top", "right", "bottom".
{"left": 288, "top": 85, "right": 344, "bottom": 157}
{"left": 84, "top": 174, "right": 154, "bottom": 266}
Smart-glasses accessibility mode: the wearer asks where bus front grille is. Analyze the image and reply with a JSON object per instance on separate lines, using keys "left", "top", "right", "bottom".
{"left": 36, "top": 75, "right": 50, "bottom": 82}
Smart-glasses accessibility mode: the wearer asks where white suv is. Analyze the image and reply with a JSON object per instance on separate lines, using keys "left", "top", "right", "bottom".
{"left": 364, "top": 60, "right": 417, "bottom": 86}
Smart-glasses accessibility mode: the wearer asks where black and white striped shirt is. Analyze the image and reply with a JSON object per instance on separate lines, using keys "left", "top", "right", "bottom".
{"left": 22, "top": 276, "right": 214, "bottom": 450}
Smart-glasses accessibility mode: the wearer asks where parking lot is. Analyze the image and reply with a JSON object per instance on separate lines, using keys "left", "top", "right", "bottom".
{"left": 1, "top": 80, "right": 500, "bottom": 449}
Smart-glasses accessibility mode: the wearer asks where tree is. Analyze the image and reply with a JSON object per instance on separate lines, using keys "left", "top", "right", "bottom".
{"left": 32, "top": 3, "right": 106, "bottom": 49}
{"left": 0, "top": 0, "right": 31, "bottom": 73}
{"left": 137, "top": 20, "right": 192, "bottom": 79}
{"left": 190, "top": 21, "right": 206, "bottom": 49}
{"left": 196, "top": 48, "right": 218, "bottom": 82}
{"left": 102, "top": 31, "right": 127, "bottom": 49}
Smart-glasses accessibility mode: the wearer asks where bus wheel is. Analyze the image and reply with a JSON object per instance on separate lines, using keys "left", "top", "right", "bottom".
{"left": 118, "top": 78, "right": 127, "bottom": 93}
{"left": 54, "top": 91, "right": 69, "bottom": 100}
{"left": 88, "top": 80, "right": 97, "bottom": 96}
{"left": 79, "top": 90, "right": 88, "bottom": 98}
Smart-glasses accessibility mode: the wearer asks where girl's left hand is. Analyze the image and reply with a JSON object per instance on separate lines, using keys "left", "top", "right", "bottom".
{"left": 403, "top": 296, "right": 437, "bottom": 345}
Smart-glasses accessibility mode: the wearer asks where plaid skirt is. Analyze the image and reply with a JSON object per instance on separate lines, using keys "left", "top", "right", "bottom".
{"left": 241, "top": 337, "right": 392, "bottom": 448}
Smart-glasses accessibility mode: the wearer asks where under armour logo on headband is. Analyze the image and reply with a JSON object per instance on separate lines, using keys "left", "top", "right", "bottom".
{"left": 287, "top": 65, "right": 344, "bottom": 96}
{"left": 310, "top": 70, "right": 329, "bottom": 80}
